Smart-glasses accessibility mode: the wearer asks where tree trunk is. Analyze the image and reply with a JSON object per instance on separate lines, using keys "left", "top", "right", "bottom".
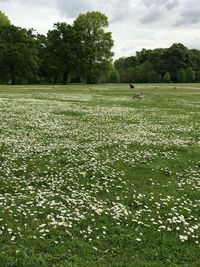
{"left": 10, "top": 66, "right": 16, "bottom": 85}
{"left": 54, "top": 74, "right": 58, "bottom": 84}
{"left": 63, "top": 70, "right": 68, "bottom": 85}
{"left": 11, "top": 74, "right": 16, "bottom": 85}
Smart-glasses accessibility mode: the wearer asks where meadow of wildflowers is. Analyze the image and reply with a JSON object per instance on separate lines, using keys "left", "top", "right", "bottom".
{"left": 0, "top": 84, "right": 199, "bottom": 266}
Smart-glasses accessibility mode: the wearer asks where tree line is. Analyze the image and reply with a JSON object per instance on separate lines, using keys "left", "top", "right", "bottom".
{"left": 114, "top": 44, "right": 200, "bottom": 83}
{"left": 1, "top": 10, "right": 200, "bottom": 84}
{"left": 0, "top": 10, "right": 118, "bottom": 84}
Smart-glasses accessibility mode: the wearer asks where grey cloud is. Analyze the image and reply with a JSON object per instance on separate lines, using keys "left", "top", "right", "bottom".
{"left": 143, "top": 0, "right": 179, "bottom": 9}
{"left": 55, "top": 0, "right": 132, "bottom": 22}
{"left": 165, "top": 0, "right": 179, "bottom": 10}
{"left": 141, "top": 0, "right": 179, "bottom": 24}
{"left": 110, "top": 12, "right": 127, "bottom": 23}
{"left": 143, "top": 0, "right": 166, "bottom": 7}
{"left": 141, "top": 9, "right": 162, "bottom": 24}
{"left": 186, "top": 37, "right": 200, "bottom": 50}
{"left": 109, "top": 2, "right": 133, "bottom": 23}
{"left": 56, "top": 0, "right": 92, "bottom": 17}
{"left": 10, "top": 0, "right": 55, "bottom": 8}
{"left": 174, "top": 9, "right": 200, "bottom": 26}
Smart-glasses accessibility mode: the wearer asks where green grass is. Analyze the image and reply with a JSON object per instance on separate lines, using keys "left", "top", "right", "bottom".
{"left": 0, "top": 83, "right": 199, "bottom": 267}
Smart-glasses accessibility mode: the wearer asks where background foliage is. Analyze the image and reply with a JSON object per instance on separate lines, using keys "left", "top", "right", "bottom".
{"left": 0, "top": 10, "right": 200, "bottom": 84}
{"left": 115, "top": 44, "right": 200, "bottom": 83}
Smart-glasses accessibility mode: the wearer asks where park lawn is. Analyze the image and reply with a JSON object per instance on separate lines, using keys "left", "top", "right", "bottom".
{"left": 0, "top": 84, "right": 199, "bottom": 267}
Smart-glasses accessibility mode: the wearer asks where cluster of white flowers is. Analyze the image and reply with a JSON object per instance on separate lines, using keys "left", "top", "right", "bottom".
{"left": 0, "top": 89, "right": 199, "bottom": 248}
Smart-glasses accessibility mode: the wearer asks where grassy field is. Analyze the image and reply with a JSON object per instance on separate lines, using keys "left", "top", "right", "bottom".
{"left": 0, "top": 83, "right": 199, "bottom": 267}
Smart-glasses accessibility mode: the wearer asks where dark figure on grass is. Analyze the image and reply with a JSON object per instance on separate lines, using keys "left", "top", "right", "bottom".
{"left": 129, "top": 84, "right": 134, "bottom": 89}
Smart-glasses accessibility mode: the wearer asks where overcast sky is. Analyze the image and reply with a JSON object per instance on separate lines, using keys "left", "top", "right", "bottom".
{"left": 1, "top": 0, "right": 200, "bottom": 59}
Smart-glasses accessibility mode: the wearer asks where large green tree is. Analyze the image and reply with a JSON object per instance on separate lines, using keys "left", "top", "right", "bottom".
{"left": 74, "top": 11, "right": 114, "bottom": 83}
{"left": 136, "top": 49, "right": 151, "bottom": 64}
{"left": 35, "top": 33, "right": 48, "bottom": 83}
{"left": 163, "top": 72, "right": 171, "bottom": 83}
{"left": 114, "top": 56, "right": 137, "bottom": 71}
{"left": 114, "top": 43, "right": 200, "bottom": 83}
{"left": 177, "top": 68, "right": 186, "bottom": 83}
{"left": 163, "top": 43, "right": 192, "bottom": 82}
{"left": 43, "top": 23, "right": 78, "bottom": 84}
{"left": 147, "top": 70, "right": 160, "bottom": 83}
{"left": 137, "top": 61, "right": 153, "bottom": 83}
{"left": 0, "top": 25, "right": 38, "bottom": 84}
{"left": 0, "top": 11, "right": 10, "bottom": 28}
{"left": 185, "top": 67, "right": 195, "bottom": 82}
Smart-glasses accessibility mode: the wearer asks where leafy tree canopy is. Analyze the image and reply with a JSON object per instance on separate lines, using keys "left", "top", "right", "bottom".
{"left": 0, "top": 25, "right": 38, "bottom": 84}
{"left": 74, "top": 11, "right": 114, "bottom": 83}
{"left": 115, "top": 43, "right": 199, "bottom": 83}
{"left": 0, "top": 11, "right": 10, "bottom": 28}
{"left": 0, "top": 10, "right": 200, "bottom": 85}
